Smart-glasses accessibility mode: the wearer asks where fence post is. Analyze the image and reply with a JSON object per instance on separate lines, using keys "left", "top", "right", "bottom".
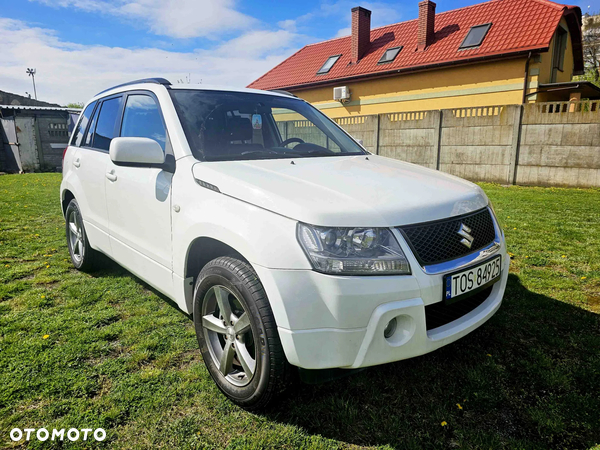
{"left": 508, "top": 104, "right": 524, "bottom": 185}
{"left": 374, "top": 114, "right": 380, "bottom": 155}
{"left": 434, "top": 110, "right": 443, "bottom": 170}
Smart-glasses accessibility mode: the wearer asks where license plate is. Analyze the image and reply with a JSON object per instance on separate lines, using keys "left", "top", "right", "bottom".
{"left": 444, "top": 255, "right": 501, "bottom": 304}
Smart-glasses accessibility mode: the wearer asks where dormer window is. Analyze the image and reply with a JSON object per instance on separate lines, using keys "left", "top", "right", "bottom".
{"left": 317, "top": 55, "right": 341, "bottom": 75}
{"left": 378, "top": 46, "right": 403, "bottom": 64}
{"left": 459, "top": 23, "right": 492, "bottom": 49}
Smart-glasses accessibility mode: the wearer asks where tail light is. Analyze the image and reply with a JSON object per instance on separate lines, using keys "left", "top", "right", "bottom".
{"left": 62, "top": 146, "right": 68, "bottom": 173}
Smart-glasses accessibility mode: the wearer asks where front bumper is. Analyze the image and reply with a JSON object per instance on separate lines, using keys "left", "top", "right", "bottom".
{"left": 255, "top": 213, "right": 509, "bottom": 370}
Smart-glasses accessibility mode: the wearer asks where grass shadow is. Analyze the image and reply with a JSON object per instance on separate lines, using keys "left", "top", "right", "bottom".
{"left": 83, "top": 255, "right": 599, "bottom": 448}
{"left": 265, "top": 274, "right": 600, "bottom": 449}
{"left": 89, "top": 254, "right": 192, "bottom": 321}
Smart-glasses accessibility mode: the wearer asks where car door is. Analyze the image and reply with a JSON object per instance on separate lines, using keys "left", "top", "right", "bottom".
{"left": 71, "top": 98, "right": 116, "bottom": 255}
{"left": 104, "top": 91, "right": 174, "bottom": 297}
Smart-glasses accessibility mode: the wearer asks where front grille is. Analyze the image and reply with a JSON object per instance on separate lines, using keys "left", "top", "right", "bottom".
{"left": 399, "top": 208, "right": 496, "bottom": 266}
{"left": 425, "top": 286, "right": 493, "bottom": 331}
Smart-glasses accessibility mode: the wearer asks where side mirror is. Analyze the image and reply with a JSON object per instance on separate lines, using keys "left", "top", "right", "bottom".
{"left": 109, "top": 137, "right": 165, "bottom": 166}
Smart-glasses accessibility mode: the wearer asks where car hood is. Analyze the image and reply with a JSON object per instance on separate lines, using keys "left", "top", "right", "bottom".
{"left": 191, "top": 155, "right": 489, "bottom": 227}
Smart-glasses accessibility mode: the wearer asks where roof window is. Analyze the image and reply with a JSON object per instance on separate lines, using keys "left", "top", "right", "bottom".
{"left": 378, "top": 46, "right": 403, "bottom": 64}
{"left": 317, "top": 55, "right": 341, "bottom": 75}
{"left": 459, "top": 23, "right": 492, "bottom": 49}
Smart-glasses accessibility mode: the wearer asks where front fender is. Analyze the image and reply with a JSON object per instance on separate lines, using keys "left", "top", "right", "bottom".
{"left": 172, "top": 178, "right": 311, "bottom": 278}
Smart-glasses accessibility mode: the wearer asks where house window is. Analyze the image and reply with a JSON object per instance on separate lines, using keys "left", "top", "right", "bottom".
{"left": 551, "top": 26, "right": 568, "bottom": 82}
{"left": 378, "top": 46, "right": 403, "bottom": 64}
{"left": 317, "top": 55, "right": 341, "bottom": 75}
{"left": 459, "top": 23, "right": 492, "bottom": 49}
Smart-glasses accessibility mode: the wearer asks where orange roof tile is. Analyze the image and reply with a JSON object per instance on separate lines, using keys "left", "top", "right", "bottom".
{"left": 248, "top": 0, "right": 582, "bottom": 91}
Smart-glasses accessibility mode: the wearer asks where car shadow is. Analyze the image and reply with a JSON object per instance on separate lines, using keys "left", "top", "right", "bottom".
{"left": 90, "top": 255, "right": 192, "bottom": 320}
{"left": 88, "top": 259, "right": 599, "bottom": 449}
{"left": 263, "top": 274, "right": 600, "bottom": 449}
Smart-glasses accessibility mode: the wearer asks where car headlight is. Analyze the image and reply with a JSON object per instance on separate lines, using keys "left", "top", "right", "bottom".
{"left": 297, "top": 223, "right": 411, "bottom": 275}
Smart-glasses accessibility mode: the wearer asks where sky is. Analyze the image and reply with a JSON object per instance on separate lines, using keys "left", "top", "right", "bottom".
{"left": 1, "top": 0, "right": 598, "bottom": 106}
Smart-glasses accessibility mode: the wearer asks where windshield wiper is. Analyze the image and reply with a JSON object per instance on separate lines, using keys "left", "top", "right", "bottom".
{"left": 239, "top": 150, "right": 300, "bottom": 159}
{"left": 205, "top": 150, "right": 302, "bottom": 161}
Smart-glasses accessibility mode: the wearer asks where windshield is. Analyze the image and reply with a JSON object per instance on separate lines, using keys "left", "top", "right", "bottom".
{"left": 169, "top": 89, "right": 367, "bottom": 161}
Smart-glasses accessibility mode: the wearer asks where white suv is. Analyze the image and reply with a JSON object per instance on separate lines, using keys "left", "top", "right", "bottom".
{"left": 61, "top": 78, "right": 508, "bottom": 410}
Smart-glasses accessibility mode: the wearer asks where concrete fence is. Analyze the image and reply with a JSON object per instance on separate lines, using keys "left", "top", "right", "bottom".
{"left": 320, "top": 100, "right": 600, "bottom": 188}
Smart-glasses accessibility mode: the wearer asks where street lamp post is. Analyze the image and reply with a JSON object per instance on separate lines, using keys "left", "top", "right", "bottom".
{"left": 26, "top": 68, "right": 37, "bottom": 100}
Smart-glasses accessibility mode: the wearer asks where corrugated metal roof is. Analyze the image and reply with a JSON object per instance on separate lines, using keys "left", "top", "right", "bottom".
{"left": 0, "top": 104, "right": 81, "bottom": 113}
{"left": 248, "top": 0, "right": 581, "bottom": 91}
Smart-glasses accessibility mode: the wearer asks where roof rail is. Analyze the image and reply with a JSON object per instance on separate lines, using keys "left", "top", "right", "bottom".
{"left": 269, "top": 89, "right": 297, "bottom": 98}
{"left": 95, "top": 78, "right": 171, "bottom": 96}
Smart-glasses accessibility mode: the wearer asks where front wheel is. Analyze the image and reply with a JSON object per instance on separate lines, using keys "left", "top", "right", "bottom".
{"left": 193, "top": 257, "right": 290, "bottom": 410}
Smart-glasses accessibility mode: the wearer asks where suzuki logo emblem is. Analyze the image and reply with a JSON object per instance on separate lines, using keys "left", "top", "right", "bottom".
{"left": 457, "top": 223, "right": 474, "bottom": 249}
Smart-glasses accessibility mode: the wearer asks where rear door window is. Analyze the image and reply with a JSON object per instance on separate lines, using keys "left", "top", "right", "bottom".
{"left": 91, "top": 96, "right": 123, "bottom": 151}
{"left": 83, "top": 105, "right": 99, "bottom": 148}
{"left": 72, "top": 101, "right": 96, "bottom": 147}
{"left": 120, "top": 94, "right": 167, "bottom": 151}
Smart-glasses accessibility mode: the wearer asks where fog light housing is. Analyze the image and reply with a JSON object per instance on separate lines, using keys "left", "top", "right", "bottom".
{"left": 383, "top": 317, "right": 397, "bottom": 339}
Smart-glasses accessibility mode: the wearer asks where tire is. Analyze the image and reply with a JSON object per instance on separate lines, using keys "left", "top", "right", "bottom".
{"left": 65, "top": 199, "right": 99, "bottom": 272}
{"left": 193, "top": 256, "right": 290, "bottom": 410}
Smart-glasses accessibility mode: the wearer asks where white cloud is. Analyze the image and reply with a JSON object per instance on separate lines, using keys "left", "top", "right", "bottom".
{"left": 31, "top": 0, "right": 256, "bottom": 39}
{"left": 117, "top": 0, "right": 256, "bottom": 39}
{"left": 3, "top": 0, "right": 407, "bottom": 104}
{"left": 295, "top": 0, "right": 403, "bottom": 37}
{"left": 277, "top": 19, "right": 297, "bottom": 33}
{"left": 217, "top": 29, "right": 299, "bottom": 57}
{"left": 335, "top": 27, "right": 351, "bottom": 38}
{"left": 0, "top": 18, "right": 302, "bottom": 104}
{"left": 32, "top": 0, "right": 404, "bottom": 40}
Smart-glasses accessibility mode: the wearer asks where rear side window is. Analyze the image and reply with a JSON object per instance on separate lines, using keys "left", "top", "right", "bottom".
{"left": 83, "top": 106, "right": 99, "bottom": 147}
{"left": 120, "top": 95, "right": 166, "bottom": 151}
{"left": 71, "top": 101, "right": 96, "bottom": 147}
{"left": 91, "top": 96, "right": 123, "bottom": 151}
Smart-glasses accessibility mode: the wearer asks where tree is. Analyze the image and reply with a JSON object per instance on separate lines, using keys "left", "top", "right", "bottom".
{"left": 577, "top": 13, "right": 600, "bottom": 86}
{"left": 65, "top": 102, "right": 84, "bottom": 109}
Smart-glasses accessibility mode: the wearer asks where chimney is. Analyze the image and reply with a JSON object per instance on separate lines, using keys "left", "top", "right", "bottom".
{"left": 417, "top": 0, "right": 436, "bottom": 51}
{"left": 351, "top": 6, "right": 371, "bottom": 64}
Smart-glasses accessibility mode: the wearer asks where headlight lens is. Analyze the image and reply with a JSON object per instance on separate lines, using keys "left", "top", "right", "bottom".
{"left": 297, "top": 223, "right": 411, "bottom": 275}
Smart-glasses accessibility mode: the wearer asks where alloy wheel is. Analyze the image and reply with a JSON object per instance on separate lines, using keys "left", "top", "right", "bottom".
{"left": 201, "top": 285, "right": 256, "bottom": 387}
{"left": 68, "top": 210, "right": 84, "bottom": 264}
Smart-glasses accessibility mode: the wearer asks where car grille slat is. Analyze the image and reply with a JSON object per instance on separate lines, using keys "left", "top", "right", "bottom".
{"left": 398, "top": 208, "right": 496, "bottom": 266}
{"left": 425, "top": 286, "right": 493, "bottom": 331}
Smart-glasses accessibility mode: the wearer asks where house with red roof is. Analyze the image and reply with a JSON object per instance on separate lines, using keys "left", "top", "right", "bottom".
{"left": 248, "top": 0, "right": 593, "bottom": 117}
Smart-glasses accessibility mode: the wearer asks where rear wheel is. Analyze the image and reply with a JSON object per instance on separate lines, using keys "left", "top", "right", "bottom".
{"left": 65, "top": 199, "right": 98, "bottom": 271}
{"left": 193, "top": 256, "right": 290, "bottom": 410}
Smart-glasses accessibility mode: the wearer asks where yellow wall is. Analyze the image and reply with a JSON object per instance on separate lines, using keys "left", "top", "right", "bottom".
{"left": 290, "top": 20, "right": 576, "bottom": 117}
{"left": 293, "top": 58, "right": 528, "bottom": 117}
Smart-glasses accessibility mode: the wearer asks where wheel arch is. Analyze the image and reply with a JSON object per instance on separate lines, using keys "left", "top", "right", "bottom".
{"left": 184, "top": 236, "right": 250, "bottom": 284}
{"left": 183, "top": 236, "right": 253, "bottom": 313}
{"left": 61, "top": 189, "right": 75, "bottom": 217}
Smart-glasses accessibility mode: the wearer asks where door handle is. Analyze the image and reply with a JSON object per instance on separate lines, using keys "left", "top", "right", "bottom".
{"left": 73, "top": 158, "right": 80, "bottom": 168}
{"left": 106, "top": 170, "right": 117, "bottom": 182}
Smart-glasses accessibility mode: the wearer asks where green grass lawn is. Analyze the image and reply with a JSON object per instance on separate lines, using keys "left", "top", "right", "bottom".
{"left": 0, "top": 173, "right": 599, "bottom": 449}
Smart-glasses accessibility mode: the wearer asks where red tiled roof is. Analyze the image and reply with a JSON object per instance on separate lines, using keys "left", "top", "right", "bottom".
{"left": 248, "top": 0, "right": 582, "bottom": 91}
